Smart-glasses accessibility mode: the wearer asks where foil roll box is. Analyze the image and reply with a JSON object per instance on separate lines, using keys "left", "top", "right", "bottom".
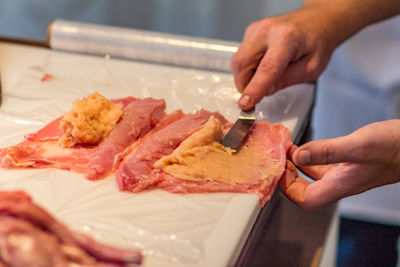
{"left": 48, "top": 20, "right": 239, "bottom": 72}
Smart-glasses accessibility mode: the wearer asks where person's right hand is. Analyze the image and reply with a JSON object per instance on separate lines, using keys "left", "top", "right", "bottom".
{"left": 279, "top": 120, "right": 400, "bottom": 210}
{"left": 231, "top": 4, "right": 340, "bottom": 110}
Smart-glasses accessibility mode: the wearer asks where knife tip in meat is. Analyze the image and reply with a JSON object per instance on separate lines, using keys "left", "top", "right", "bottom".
{"left": 220, "top": 108, "right": 256, "bottom": 150}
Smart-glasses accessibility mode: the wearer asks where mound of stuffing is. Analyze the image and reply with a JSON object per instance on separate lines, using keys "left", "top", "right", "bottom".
{"left": 60, "top": 92, "right": 124, "bottom": 148}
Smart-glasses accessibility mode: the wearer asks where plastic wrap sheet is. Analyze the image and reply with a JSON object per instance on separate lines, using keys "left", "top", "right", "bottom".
{"left": 49, "top": 20, "right": 239, "bottom": 72}
{"left": 0, "top": 44, "right": 314, "bottom": 266}
{"left": 0, "top": 52, "right": 236, "bottom": 265}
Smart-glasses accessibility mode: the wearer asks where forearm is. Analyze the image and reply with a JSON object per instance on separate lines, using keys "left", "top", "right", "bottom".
{"left": 302, "top": 0, "right": 400, "bottom": 46}
{"left": 232, "top": 0, "right": 400, "bottom": 110}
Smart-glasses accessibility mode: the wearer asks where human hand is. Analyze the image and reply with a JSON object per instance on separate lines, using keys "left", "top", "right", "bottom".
{"left": 279, "top": 120, "right": 400, "bottom": 210}
{"left": 232, "top": 0, "right": 400, "bottom": 111}
{"left": 231, "top": 5, "right": 338, "bottom": 110}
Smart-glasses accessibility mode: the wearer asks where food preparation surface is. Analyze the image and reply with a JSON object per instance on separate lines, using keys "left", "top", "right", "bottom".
{"left": 0, "top": 42, "right": 314, "bottom": 266}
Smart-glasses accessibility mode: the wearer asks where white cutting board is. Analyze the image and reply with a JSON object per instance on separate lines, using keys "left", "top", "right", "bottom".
{"left": 0, "top": 42, "right": 314, "bottom": 267}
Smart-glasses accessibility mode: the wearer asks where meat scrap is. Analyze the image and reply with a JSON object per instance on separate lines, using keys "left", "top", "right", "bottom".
{"left": 40, "top": 73, "right": 53, "bottom": 82}
{"left": 0, "top": 191, "right": 143, "bottom": 266}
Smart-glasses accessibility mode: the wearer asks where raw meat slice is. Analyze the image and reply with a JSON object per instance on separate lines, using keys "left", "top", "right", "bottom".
{"left": 0, "top": 191, "right": 143, "bottom": 266}
{"left": 0, "top": 97, "right": 166, "bottom": 180}
{"left": 118, "top": 115, "right": 291, "bottom": 206}
{"left": 159, "top": 122, "right": 292, "bottom": 205}
{"left": 24, "top": 116, "right": 65, "bottom": 142}
{"left": 24, "top": 97, "right": 138, "bottom": 142}
{"left": 85, "top": 98, "right": 166, "bottom": 180}
{"left": 0, "top": 93, "right": 292, "bottom": 205}
{"left": 116, "top": 109, "right": 232, "bottom": 192}
{"left": 0, "top": 140, "right": 95, "bottom": 173}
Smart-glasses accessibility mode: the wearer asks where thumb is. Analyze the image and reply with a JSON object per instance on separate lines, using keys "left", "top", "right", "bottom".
{"left": 292, "top": 135, "right": 362, "bottom": 166}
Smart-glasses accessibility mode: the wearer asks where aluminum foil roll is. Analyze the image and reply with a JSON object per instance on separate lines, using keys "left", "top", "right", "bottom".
{"left": 48, "top": 20, "right": 239, "bottom": 72}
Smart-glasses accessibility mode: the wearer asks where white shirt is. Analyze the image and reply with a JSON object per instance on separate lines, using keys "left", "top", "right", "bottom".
{"left": 313, "top": 16, "right": 400, "bottom": 226}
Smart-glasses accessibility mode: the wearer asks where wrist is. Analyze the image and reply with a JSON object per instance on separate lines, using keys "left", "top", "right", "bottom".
{"left": 297, "top": 2, "right": 360, "bottom": 50}
{"left": 302, "top": 0, "right": 400, "bottom": 47}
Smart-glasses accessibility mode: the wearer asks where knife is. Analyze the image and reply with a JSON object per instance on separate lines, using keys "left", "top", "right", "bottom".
{"left": 220, "top": 108, "right": 256, "bottom": 150}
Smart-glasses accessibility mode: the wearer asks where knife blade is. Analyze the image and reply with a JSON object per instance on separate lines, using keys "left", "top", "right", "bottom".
{"left": 220, "top": 108, "right": 256, "bottom": 150}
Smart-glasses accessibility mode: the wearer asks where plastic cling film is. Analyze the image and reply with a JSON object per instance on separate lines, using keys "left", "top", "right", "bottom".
{"left": 48, "top": 20, "right": 239, "bottom": 72}
{"left": 0, "top": 53, "right": 239, "bottom": 264}
{"left": 0, "top": 42, "right": 314, "bottom": 265}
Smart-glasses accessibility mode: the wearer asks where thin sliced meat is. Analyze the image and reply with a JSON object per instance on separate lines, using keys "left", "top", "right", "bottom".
{"left": 158, "top": 122, "right": 292, "bottom": 206}
{"left": 160, "top": 122, "right": 292, "bottom": 205}
{"left": 0, "top": 93, "right": 292, "bottom": 205}
{"left": 24, "top": 116, "right": 65, "bottom": 142}
{"left": 0, "top": 140, "right": 94, "bottom": 172}
{"left": 85, "top": 98, "right": 166, "bottom": 180}
{"left": 0, "top": 191, "right": 142, "bottom": 266}
{"left": 118, "top": 119, "right": 291, "bottom": 206}
{"left": 25, "top": 97, "right": 138, "bottom": 142}
{"left": 118, "top": 110, "right": 186, "bottom": 160}
{"left": 116, "top": 109, "right": 232, "bottom": 192}
{"left": 0, "top": 97, "right": 165, "bottom": 179}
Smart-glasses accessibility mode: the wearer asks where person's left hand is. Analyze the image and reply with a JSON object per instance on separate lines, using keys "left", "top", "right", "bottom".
{"left": 279, "top": 120, "right": 400, "bottom": 210}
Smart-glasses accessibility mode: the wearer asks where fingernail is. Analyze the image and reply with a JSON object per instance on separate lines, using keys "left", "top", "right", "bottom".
{"left": 239, "top": 95, "right": 250, "bottom": 107}
{"left": 298, "top": 150, "right": 311, "bottom": 165}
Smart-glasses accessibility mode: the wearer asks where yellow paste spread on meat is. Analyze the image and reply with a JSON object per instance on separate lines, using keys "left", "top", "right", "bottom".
{"left": 154, "top": 116, "right": 280, "bottom": 185}
{"left": 59, "top": 93, "right": 123, "bottom": 148}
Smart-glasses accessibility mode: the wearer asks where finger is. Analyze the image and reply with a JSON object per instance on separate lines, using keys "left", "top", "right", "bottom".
{"left": 299, "top": 178, "right": 343, "bottom": 210}
{"left": 232, "top": 20, "right": 268, "bottom": 93}
{"left": 302, "top": 161, "right": 400, "bottom": 210}
{"left": 238, "top": 45, "right": 296, "bottom": 110}
{"left": 297, "top": 164, "right": 334, "bottom": 181}
{"left": 292, "top": 135, "right": 364, "bottom": 166}
{"left": 287, "top": 145, "right": 333, "bottom": 180}
{"left": 231, "top": 41, "right": 266, "bottom": 92}
{"left": 274, "top": 54, "right": 319, "bottom": 90}
{"left": 279, "top": 161, "right": 343, "bottom": 210}
{"left": 242, "top": 20, "right": 262, "bottom": 42}
{"left": 279, "top": 160, "right": 310, "bottom": 205}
